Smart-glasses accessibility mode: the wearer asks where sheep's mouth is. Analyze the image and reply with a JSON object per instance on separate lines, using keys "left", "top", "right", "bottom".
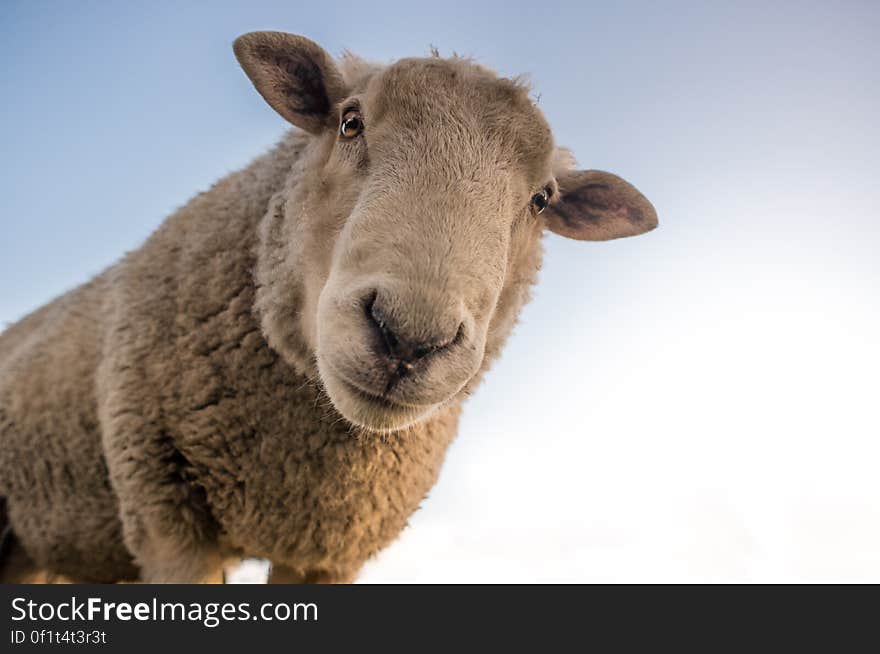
{"left": 337, "top": 376, "right": 405, "bottom": 410}
{"left": 319, "top": 365, "right": 441, "bottom": 433}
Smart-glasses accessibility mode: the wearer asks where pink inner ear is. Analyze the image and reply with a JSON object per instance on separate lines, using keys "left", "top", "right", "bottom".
{"left": 544, "top": 170, "right": 658, "bottom": 241}
{"left": 234, "top": 32, "right": 346, "bottom": 134}
{"left": 256, "top": 47, "right": 332, "bottom": 119}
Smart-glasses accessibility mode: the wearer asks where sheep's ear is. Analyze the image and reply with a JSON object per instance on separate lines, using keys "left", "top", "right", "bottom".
{"left": 233, "top": 31, "right": 347, "bottom": 134}
{"left": 543, "top": 170, "right": 658, "bottom": 241}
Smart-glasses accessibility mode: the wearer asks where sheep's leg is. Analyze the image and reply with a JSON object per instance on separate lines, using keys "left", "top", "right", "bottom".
{"left": 267, "top": 563, "right": 355, "bottom": 584}
{"left": 126, "top": 514, "right": 229, "bottom": 583}
{"left": 99, "top": 377, "right": 225, "bottom": 582}
{"left": 0, "top": 511, "right": 67, "bottom": 584}
{"left": 137, "top": 558, "right": 226, "bottom": 583}
{"left": 99, "top": 437, "right": 223, "bottom": 584}
{"left": 132, "top": 527, "right": 226, "bottom": 584}
{"left": 0, "top": 537, "right": 43, "bottom": 583}
{"left": 0, "top": 538, "right": 79, "bottom": 584}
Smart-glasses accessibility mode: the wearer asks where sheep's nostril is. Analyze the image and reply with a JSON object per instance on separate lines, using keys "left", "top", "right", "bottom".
{"left": 365, "top": 292, "right": 462, "bottom": 367}
{"left": 365, "top": 292, "right": 399, "bottom": 357}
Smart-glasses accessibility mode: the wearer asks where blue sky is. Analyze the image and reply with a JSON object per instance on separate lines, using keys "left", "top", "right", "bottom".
{"left": 3, "top": 1, "right": 879, "bottom": 581}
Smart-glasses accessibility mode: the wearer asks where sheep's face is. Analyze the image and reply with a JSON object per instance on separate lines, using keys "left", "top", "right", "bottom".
{"left": 237, "top": 32, "right": 658, "bottom": 433}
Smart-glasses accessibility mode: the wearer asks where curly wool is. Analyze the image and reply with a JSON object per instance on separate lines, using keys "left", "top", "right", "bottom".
{"left": 0, "top": 129, "right": 531, "bottom": 582}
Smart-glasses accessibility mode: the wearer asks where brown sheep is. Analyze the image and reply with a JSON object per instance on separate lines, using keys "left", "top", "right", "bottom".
{"left": 0, "top": 32, "right": 657, "bottom": 583}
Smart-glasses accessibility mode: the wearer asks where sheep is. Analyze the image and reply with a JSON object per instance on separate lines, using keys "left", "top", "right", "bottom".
{"left": 0, "top": 32, "right": 657, "bottom": 584}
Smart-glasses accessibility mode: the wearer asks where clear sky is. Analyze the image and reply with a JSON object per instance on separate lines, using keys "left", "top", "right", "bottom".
{"left": 3, "top": 1, "right": 879, "bottom": 582}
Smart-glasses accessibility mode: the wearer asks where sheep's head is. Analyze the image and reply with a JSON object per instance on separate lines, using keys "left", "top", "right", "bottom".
{"left": 236, "top": 32, "right": 657, "bottom": 433}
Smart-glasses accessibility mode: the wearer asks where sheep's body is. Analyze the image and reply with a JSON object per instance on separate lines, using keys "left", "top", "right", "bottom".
{"left": 0, "top": 33, "right": 658, "bottom": 583}
{"left": 0, "top": 132, "right": 461, "bottom": 582}
{"left": 0, "top": 277, "right": 137, "bottom": 582}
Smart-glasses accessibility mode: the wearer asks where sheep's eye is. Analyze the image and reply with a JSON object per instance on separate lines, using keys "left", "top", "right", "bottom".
{"left": 340, "top": 110, "right": 364, "bottom": 138}
{"left": 531, "top": 189, "right": 550, "bottom": 214}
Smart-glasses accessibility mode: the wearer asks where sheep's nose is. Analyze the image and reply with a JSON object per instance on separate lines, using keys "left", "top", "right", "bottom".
{"left": 365, "top": 292, "right": 462, "bottom": 368}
